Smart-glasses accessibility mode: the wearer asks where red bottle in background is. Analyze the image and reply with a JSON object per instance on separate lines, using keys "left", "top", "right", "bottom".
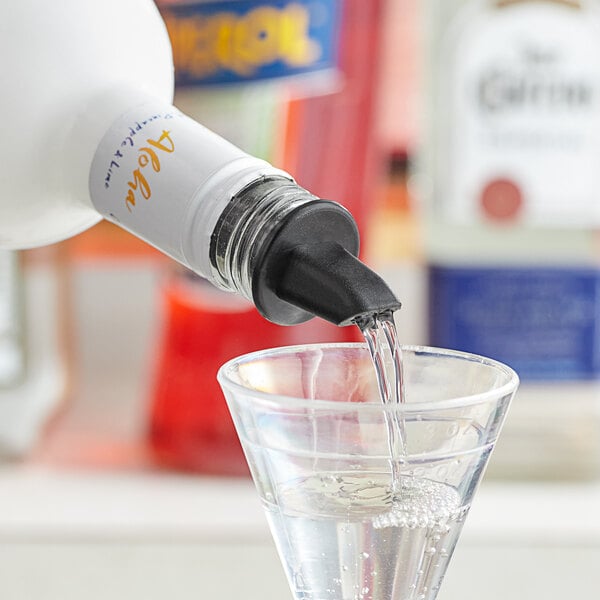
{"left": 150, "top": 273, "right": 288, "bottom": 476}
{"left": 149, "top": 0, "right": 384, "bottom": 474}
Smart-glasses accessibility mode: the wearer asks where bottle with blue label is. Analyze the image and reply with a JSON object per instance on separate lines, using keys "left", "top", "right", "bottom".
{"left": 422, "top": 0, "right": 600, "bottom": 478}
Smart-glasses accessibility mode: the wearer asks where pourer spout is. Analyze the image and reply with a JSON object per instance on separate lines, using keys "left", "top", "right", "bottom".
{"left": 248, "top": 194, "right": 401, "bottom": 326}
{"left": 274, "top": 241, "right": 401, "bottom": 327}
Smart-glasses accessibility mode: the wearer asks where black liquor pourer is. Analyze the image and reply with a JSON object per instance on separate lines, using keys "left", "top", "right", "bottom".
{"left": 251, "top": 198, "right": 401, "bottom": 326}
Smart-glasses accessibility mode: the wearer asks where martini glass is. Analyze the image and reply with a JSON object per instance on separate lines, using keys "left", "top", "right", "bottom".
{"left": 218, "top": 344, "right": 518, "bottom": 600}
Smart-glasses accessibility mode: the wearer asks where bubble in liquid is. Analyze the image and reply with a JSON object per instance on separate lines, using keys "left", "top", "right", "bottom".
{"left": 417, "top": 516, "right": 429, "bottom": 528}
{"left": 373, "top": 477, "right": 462, "bottom": 530}
{"left": 342, "top": 566, "right": 349, "bottom": 572}
{"left": 361, "top": 552, "right": 370, "bottom": 559}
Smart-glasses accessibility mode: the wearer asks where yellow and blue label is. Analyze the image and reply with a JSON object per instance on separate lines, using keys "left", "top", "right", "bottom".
{"left": 160, "top": 0, "right": 341, "bottom": 86}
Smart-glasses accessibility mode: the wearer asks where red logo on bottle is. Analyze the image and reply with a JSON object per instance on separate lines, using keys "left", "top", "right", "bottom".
{"left": 480, "top": 178, "right": 523, "bottom": 222}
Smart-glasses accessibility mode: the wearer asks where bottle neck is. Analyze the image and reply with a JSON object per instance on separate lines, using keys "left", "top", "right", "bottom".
{"left": 210, "top": 177, "right": 317, "bottom": 299}
{"left": 211, "top": 176, "right": 400, "bottom": 327}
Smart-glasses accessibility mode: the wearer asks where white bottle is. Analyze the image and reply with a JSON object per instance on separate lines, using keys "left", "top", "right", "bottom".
{"left": 0, "top": 0, "right": 399, "bottom": 327}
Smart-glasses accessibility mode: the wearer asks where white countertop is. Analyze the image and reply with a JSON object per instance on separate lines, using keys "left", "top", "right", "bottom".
{"left": 0, "top": 462, "right": 599, "bottom": 547}
{"left": 1, "top": 464, "right": 600, "bottom": 600}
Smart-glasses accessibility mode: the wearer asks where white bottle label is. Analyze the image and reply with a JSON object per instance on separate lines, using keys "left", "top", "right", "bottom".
{"left": 89, "top": 99, "right": 273, "bottom": 277}
{"left": 439, "top": 2, "right": 600, "bottom": 226}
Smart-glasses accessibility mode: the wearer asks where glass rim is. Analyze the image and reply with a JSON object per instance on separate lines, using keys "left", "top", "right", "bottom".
{"left": 217, "top": 343, "right": 520, "bottom": 412}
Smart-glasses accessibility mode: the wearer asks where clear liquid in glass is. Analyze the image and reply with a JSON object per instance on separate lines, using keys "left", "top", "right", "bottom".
{"left": 263, "top": 471, "right": 469, "bottom": 600}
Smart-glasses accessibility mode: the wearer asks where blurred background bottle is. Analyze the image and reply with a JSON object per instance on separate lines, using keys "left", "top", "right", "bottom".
{"left": 366, "top": 149, "right": 426, "bottom": 347}
{"left": 365, "top": 0, "right": 425, "bottom": 348}
{"left": 421, "top": 0, "right": 600, "bottom": 479}
{"left": 0, "top": 252, "right": 25, "bottom": 392}
{"left": 0, "top": 248, "right": 70, "bottom": 459}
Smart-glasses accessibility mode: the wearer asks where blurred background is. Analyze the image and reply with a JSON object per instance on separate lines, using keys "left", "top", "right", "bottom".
{"left": 2, "top": 0, "right": 600, "bottom": 598}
